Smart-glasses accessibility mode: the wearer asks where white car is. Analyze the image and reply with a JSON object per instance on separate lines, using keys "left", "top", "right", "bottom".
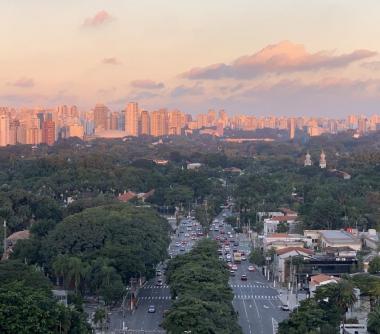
{"left": 226, "top": 254, "right": 231, "bottom": 260}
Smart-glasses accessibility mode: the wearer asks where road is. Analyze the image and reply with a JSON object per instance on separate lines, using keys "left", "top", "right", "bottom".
{"left": 110, "top": 216, "right": 203, "bottom": 332}
{"left": 210, "top": 209, "right": 288, "bottom": 334}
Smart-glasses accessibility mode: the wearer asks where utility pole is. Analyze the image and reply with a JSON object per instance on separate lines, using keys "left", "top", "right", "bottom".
{"left": 2, "top": 220, "right": 6, "bottom": 260}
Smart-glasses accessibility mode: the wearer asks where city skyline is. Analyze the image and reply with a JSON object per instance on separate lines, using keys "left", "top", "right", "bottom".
{"left": 2, "top": 1, "right": 380, "bottom": 116}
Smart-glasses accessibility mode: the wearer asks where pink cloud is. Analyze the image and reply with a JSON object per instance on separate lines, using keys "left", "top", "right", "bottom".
{"left": 83, "top": 10, "right": 113, "bottom": 27}
{"left": 182, "top": 41, "right": 377, "bottom": 79}
{"left": 8, "top": 77, "right": 35, "bottom": 88}
{"left": 102, "top": 57, "right": 121, "bottom": 65}
{"left": 130, "top": 80, "right": 164, "bottom": 89}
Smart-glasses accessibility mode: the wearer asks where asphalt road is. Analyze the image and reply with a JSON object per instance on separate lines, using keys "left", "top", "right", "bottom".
{"left": 210, "top": 209, "right": 289, "bottom": 334}
{"left": 111, "top": 216, "right": 203, "bottom": 332}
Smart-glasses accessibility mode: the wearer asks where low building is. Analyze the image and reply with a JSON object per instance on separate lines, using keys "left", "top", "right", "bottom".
{"left": 52, "top": 289, "right": 68, "bottom": 306}
{"left": 361, "top": 229, "right": 379, "bottom": 250}
{"left": 304, "top": 230, "right": 320, "bottom": 249}
{"left": 187, "top": 163, "right": 202, "bottom": 170}
{"left": 274, "top": 247, "right": 314, "bottom": 283}
{"left": 263, "top": 233, "right": 308, "bottom": 251}
{"left": 319, "top": 230, "right": 361, "bottom": 251}
{"left": 263, "top": 215, "right": 298, "bottom": 236}
{"left": 309, "top": 274, "right": 340, "bottom": 296}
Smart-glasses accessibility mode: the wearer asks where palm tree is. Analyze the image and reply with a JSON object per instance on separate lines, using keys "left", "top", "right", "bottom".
{"left": 93, "top": 307, "right": 107, "bottom": 333}
{"left": 368, "top": 304, "right": 380, "bottom": 334}
{"left": 52, "top": 254, "right": 70, "bottom": 287}
{"left": 67, "top": 257, "right": 84, "bottom": 293}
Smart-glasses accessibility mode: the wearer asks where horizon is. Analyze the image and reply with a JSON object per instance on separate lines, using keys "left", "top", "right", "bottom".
{"left": 2, "top": 1, "right": 380, "bottom": 116}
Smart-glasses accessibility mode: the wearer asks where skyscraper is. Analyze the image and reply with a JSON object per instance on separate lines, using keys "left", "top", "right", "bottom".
{"left": 42, "top": 120, "right": 56, "bottom": 146}
{"left": 125, "top": 102, "right": 139, "bottom": 136}
{"left": 93, "top": 103, "right": 109, "bottom": 132}
{"left": 0, "top": 114, "right": 10, "bottom": 147}
{"left": 168, "top": 110, "right": 185, "bottom": 135}
{"left": 150, "top": 109, "right": 168, "bottom": 137}
{"left": 140, "top": 110, "right": 150, "bottom": 135}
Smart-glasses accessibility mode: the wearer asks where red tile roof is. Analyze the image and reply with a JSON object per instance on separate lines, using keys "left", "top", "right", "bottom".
{"left": 310, "top": 274, "right": 340, "bottom": 285}
{"left": 118, "top": 191, "right": 136, "bottom": 202}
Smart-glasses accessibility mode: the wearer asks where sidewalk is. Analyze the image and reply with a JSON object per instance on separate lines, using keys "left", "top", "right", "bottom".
{"left": 277, "top": 288, "right": 307, "bottom": 310}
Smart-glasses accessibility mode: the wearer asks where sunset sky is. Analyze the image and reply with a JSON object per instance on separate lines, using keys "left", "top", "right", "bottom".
{"left": 2, "top": 0, "right": 380, "bottom": 116}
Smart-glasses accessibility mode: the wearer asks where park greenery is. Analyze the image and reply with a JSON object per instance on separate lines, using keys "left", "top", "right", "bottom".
{"left": 163, "top": 239, "right": 242, "bottom": 334}
{"left": 0, "top": 261, "right": 90, "bottom": 333}
{"left": 1, "top": 130, "right": 380, "bottom": 329}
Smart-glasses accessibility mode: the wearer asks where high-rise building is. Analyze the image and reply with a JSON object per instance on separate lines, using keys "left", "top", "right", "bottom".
{"left": 288, "top": 118, "right": 296, "bottom": 140}
{"left": 140, "top": 110, "right": 150, "bottom": 135}
{"left": 150, "top": 109, "right": 168, "bottom": 137}
{"left": 0, "top": 114, "right": 10, "bottom": 147}
{"left": 109, "top": 112, "right": 119, "bottom": 130}
{"left": 93, "top": 103, "right": 109, "bottom": 132}
{"left": 168, "top": 110, "right": 185, "bottom": 135}
{"left": 125, "top": 102, "right": 139, "bottom": 136}
{"left": 42, "top": 120, "right": 56, "bottom": 146}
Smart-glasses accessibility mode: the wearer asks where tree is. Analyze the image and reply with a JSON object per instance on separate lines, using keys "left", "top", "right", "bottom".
{"left": 249, "top": 249, "right": 265, "bottom": 266}
{"left": 369, "top": 256, "right": 380, "bottom": 274}
{"left": 0, "top": 281, "right": 90, "bottom": 334}
{"left": 93, "top": 308, "right": 107, "bottom": 332}
{"left": 368, "top": 304, "right": 380, "bottom": 334}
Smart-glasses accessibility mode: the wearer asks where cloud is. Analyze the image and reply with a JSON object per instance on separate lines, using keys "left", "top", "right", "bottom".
{"left": 361, "top": 61, "right": 380, "bottom": 71}
{"left": 132, "top": 91, "right": 158, "bottom": 100}
{"left": 130, "top": 80, "right": 164, "bottom": 89}
{"left": 102, "top": 57, "right": 121, "bottom": 65}
{"left": 8, "top": 77, "right": 35, "bottom": 88}
{"left": 83, "top": 10, "right": 113, "bottom": 27}
{"left": 182, "top": 41, "right": 377, "bottom": 79}
{"left": 170, "top": 84, "right": 204, "bottom": 97}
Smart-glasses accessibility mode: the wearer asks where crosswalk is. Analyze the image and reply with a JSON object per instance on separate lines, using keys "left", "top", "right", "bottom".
{"left": 230, "top": 284, "right": 270, "bottom": 289}
{"left": 143, "top": 285, "right": 170, "bottom": 289}
{"left": 139, "top": 296, "right": 171, "bottom": 300}
{"left": 233, "top": 295, "right": 279, "bottom": 300}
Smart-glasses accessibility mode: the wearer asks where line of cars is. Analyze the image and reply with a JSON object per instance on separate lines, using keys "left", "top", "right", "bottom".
{"left": 212, "top": 220, "right": 254, "bottom": 281}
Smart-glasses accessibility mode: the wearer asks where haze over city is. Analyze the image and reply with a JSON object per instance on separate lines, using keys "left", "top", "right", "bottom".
{"left": 2, "top": 0, "right": 380, "bottom": 116}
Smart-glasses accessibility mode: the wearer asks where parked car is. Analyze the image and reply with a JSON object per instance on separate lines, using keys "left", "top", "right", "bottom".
{"left": 281, "top": 304, "right": 290, "bottom": 311}
{"left": 148, "top": 305, "right": 156, "bottom": 313}
{"left": 241, "top": 274, "right": 248, "bottom": 281}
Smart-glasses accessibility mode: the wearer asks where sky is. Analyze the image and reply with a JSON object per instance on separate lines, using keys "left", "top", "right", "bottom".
{"left": 2, "top": 0, "right": 380, "bottom": 116}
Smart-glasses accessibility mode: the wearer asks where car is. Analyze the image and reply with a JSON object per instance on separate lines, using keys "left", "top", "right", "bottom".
{"left": 231, "top": 264, "right": 238, "bottom": 271}
{"left": 180, "top": 247, "right": 185, "bottom": 252}
{"left": 219, "top": 256, "right": 224, "bottom": 260}
{"left": 156, "top": 270, "right": 162, "bottom": 276}
{"left": 234, "top": 242, "right": 239, "bottom": 246}
{"left": 156, "top": 281, "right": 163, "bottom": 286}
{"left": 226, "top": 254, "right": 231, "bottom": 260}
{"left": 230, "top": 270, "right": 236, "bottom": 276}
{"left": 248, "top": 265, "right": 255, "bottom": 272}
{"left": 148, "top": 305, "right": 156, "bottom": 313}
{"left": 191, "top": 236, "right": 196, "bottom": 240}
{"left": 175, "top": 242, "right": 180, "bottom": 247}
{"left": 241, "top": 274, "right": 248, "bottom": 281}
{"left": 241, "top": 256, "right": 247, "bottom": 261}
{"left": 184, "top": 233, "right": 190, "bottom": 237}
{"left": 281, "top": 304, "right": 290, "bottom": 311}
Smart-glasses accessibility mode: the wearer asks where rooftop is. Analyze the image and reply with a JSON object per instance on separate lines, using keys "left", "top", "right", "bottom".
{"left": 276, "top": 247, "right": 314, "bottom": 256}
{"left": 310, "top": 274, "right": 340, "bottom": 285}
{"left": 320, "top": 230, "right": 360, "bottom": 243}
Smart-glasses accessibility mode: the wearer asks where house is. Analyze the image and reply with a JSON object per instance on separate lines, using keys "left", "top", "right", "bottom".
{"left": 309, "top": 274, "right": 340, "bottom": 296}
{"left": 263, "top": 233, "right": 308, "bottom": 251}
{"left": 223, "top": 167, "right": 243, "bottom": 174}
{"left": 118, "top": 189, "right": 155, "bottom": 203}
{"left": 153, "top": 159, "right": 169, "bottom": 166}
{"left": 263, "top": 215, "right": 298, "bottom": 236}
{"left": 52, "top": 289, "right": 68, "bottom": 306}
{"left": 325, "top": 246, "right": 358, "bottom": 258}
{"left": 274, "top": 247, "right": 314, "bottom": 283}
{"left": 304, "top": 230, "right": 320, "bottom": 249}
{"left": 319, "top": 230, "right": 361, "bottom": 251}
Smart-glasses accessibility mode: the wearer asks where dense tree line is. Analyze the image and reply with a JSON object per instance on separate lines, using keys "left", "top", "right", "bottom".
{"left": 162, "top": 239, "right": 242, "bottom": 334}
{"left": 0, "top": 261, "right": 90, "bottom": 334}
{"left": 12, "top": 203, "right": 170, "bottom": 305}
